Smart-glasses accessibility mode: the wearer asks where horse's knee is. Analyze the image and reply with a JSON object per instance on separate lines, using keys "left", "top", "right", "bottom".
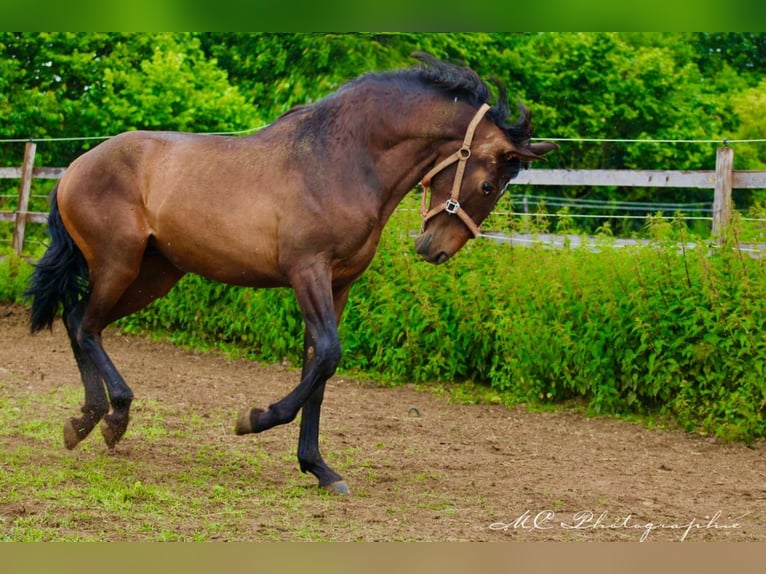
{"left": 313, "top": 337, "right": 341, "bottom": 379}
{"left": 237, "top": 336, "right": 341, "bottom": 436}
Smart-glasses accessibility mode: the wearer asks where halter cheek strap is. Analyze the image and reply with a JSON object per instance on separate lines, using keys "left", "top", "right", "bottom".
{"left": 420, "top": 103, "right": 491, "bottom": 238}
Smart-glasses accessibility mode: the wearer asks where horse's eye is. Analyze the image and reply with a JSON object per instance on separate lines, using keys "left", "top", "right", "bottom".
{"left": 481, "top": 181, "right": 494, "bottom": 195}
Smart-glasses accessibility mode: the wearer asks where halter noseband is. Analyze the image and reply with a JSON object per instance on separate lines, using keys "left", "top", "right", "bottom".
{"left": 419, "top": 103, "right": 491, "bottom": 238}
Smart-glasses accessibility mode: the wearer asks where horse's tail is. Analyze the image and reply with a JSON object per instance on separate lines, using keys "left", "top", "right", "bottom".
{"left": 27, "top": 185, "right": 89, "bottom": 333}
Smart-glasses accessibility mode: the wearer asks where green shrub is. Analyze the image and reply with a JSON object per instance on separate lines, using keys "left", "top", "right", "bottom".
{"left": 0, "top": 251, "right": 33, "bottom": 304}
{"left": 341, "top": 215, "right": 766, "bottom": 441}
{"left": 4, "top": 212, "right": 765, "bottom": 441}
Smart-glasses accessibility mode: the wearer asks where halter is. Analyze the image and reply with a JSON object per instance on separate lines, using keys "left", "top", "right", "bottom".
{"left": 419, "top": 103, "right": 491, "bottom": 238}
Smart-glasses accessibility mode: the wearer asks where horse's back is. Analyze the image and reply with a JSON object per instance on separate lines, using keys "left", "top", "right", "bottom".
{"left": 56, "top": 129, "right": 298, "bottom": 286}
{"left": 55, "top": 112, "right": 381, "bottom": 288}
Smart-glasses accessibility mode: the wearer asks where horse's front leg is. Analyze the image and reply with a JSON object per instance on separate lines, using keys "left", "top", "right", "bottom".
{"left": 297, "top": 286, "right": 350, "bottom": 493}
{"left": 235, "top": 266, "right": 348, "bottom": 492}
{"left": 297, "top": 379, "right": 348, "bottom": 492}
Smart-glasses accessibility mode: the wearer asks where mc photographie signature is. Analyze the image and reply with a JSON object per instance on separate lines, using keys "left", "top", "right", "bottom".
{"left": 489, "top": 509, "right": 747, "bottom": 542}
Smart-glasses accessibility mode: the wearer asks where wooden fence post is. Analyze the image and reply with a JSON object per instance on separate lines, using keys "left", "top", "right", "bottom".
{"left": 712, "top": 146, "right": 734, "bottom": 238}
{"left": 11, "top": 141, "right": 36, "bottom": 256}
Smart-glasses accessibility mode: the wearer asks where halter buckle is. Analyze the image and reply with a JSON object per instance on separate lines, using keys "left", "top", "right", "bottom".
{"left": 445, "top": 199, "right": 460, "bottom": 214}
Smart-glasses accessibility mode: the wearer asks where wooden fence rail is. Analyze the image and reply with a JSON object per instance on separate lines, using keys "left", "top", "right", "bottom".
{"left": 2, "top": 142, "right": 766, "bottom": 256}
{"left": 1, "top": 142, "right": 65, "bottom": 255}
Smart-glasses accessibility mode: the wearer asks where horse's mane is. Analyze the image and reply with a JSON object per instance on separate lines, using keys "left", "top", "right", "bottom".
{"left": 283, "top": 52, "right": 532, "bottom": 147}
{"left": 410, "top": 52, "right": 532, "bottom": 146}
{"left": 350, "top": 51, "right": 532, "bottom": 147}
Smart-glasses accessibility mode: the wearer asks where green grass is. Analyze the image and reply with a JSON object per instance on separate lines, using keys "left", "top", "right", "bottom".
{"left": 0, "top": 376, "right": 277, "bottom": 540}
{"left": 0, "top": 371, "right": 474, "bottom": 541}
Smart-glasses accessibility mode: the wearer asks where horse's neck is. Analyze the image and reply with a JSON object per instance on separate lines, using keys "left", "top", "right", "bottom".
{"left": 279, "top": 89, "right": 471, "bottom": 225}
{"left": 366, "top": 97, "right": 469, "bottom": 224}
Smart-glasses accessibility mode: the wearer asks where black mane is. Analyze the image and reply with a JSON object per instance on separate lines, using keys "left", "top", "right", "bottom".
{"left": 407, "top": 52, "right": 531, "bottom": 146}
{"left": 291, "top": 52, "right": 532, "bottom": 147}
{"left": 341, "top": 52, "right": 532, "bottom": 147}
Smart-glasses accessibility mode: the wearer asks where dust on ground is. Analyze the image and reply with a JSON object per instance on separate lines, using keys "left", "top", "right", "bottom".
{"left": 1, "top": 304, "right": 764, "bottom": 541}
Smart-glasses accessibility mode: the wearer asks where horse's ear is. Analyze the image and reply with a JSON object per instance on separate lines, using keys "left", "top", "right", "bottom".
{"left": 508, "top": 141, "right": 559, "bottom": 162}
{"left": 528, "top": 141, "right": 559, "bottom": 157}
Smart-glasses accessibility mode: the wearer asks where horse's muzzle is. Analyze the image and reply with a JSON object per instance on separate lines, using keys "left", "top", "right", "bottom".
{"left": 415, "top": 233, "right": 450, "bottom": 265}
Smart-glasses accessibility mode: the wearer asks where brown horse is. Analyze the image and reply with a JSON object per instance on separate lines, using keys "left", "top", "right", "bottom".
{"left": 27, "top": 52, "right": 556, "bottom": 494}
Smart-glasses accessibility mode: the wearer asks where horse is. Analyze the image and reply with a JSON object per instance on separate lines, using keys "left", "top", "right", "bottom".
{"left": 27, "top": 52, "right": 557, "bottom": 494}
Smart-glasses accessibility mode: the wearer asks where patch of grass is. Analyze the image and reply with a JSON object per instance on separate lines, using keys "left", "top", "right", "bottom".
{"left": 1, "top": 373, "right": 417, "bottom": 541}
{"left": 0, "top": 251, "right": 33, "bottom": 304}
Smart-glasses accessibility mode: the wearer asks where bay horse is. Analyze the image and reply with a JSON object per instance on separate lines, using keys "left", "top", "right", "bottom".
{"left": 27, "top": 52, "right": 556, "bottom": 494}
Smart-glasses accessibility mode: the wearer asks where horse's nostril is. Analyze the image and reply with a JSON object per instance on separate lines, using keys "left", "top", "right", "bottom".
{"left": 415, "top": 233, "right": 432, "bottom": 255}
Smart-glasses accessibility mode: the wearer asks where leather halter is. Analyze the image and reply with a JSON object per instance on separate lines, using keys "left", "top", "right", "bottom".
{"left": 419, "top": 103, "right": 491, "bottom": 238}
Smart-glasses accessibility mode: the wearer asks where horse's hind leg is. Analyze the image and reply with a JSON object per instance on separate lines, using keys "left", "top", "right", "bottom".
{"left": 62, "top": 303, "right": 110, "bottom": 449}
{"left": 61, "top": 217, "right": 182, "bottom": 450}
{"left": 75, "top": 251, "right": 184, "bottom": 449}
{"left": 73, "top": 287, "right": 139, "bottom": 449}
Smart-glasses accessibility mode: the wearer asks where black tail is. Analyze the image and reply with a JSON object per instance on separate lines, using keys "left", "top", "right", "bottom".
{"left": 27, "top": 185, "right": 89, "bottom": 333}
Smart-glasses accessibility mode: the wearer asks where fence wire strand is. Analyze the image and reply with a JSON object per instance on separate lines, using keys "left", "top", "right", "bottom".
{"left": 0, "top": 125, "right": 270, "bottom": 144}
{"left": 3, "top": 131, "right": 766, "bottom": 145}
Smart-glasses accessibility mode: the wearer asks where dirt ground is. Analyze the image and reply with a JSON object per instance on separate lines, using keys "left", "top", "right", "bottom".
{"left": 1, "top": 303, "right": 764, "bottom": 541}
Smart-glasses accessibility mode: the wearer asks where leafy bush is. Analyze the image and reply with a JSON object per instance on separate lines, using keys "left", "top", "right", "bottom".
{"left": 115, "top": 211, "right": 766, "bottom": 441}
{"left": 4, "top": 213, "right": 765, "bottom": 441}
{"left": 0, "top": 251, "right": 33, "bottom": 304}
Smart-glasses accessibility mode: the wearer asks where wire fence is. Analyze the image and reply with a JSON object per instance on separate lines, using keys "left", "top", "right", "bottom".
{"left": 0, "top": 125, "right": 270, "bottom": 145}
{"left": 502, "top": 193, "right": 717, "bottom": 222}
{"left": 501, "top": 193, "right": 766, "bottom": 225}
{"left": 3, "top": 129, "right": 766, "bottom": 146}
{"left": 3, "top": 134, "right": 766, "bottom": 255}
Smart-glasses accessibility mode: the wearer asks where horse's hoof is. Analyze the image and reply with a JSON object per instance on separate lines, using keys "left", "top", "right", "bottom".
{"left": 99, "top": 418, "right": 125, "bottom": 449}
{"left": 235, "top": 409, "right": 252, "bottom": 435}
{"left": 63, "top": 419, "right": 82, "bottom": 450}
{"left": 235, "top": 407, "right": 265, "bottom": 435}
{"left": 321, "top": 480, "right": 351, "bottom": 495}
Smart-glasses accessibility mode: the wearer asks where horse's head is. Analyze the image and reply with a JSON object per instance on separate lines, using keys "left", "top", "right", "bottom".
{"left": 415, "top": 103, "right": 557, "bottom": 264}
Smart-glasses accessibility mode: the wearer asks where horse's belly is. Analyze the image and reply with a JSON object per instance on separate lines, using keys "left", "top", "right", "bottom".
{"left": 152, "top": 232, "right": 287, "bottom": 288}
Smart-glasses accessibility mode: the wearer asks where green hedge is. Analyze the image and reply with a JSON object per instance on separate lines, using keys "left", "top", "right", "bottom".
{"left": 0, "top": 252, "right": 33, "bottom": 304}
{"left": 341, "top": 218, "right": 766, "bottom": 442}
{"left": 112, "top": 213, "right": 766, "bottom": 441}
{"left": 4, "top": 213, "right": 765, "bottom": 441}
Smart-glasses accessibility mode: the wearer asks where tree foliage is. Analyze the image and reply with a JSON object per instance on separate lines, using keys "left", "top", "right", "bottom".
{"left": 0, "top": 32, "right": 259, "bottom": 166}
{"left": 2, "top": 33, "right": 765, "bottom": 439}
{"left": 1, "top": 32, "right": 763, "bottom": 184}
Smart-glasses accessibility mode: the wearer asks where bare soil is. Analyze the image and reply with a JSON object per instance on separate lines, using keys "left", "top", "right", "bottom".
{"left": 1, "top": 303, "right": 764, "bottom": 541}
